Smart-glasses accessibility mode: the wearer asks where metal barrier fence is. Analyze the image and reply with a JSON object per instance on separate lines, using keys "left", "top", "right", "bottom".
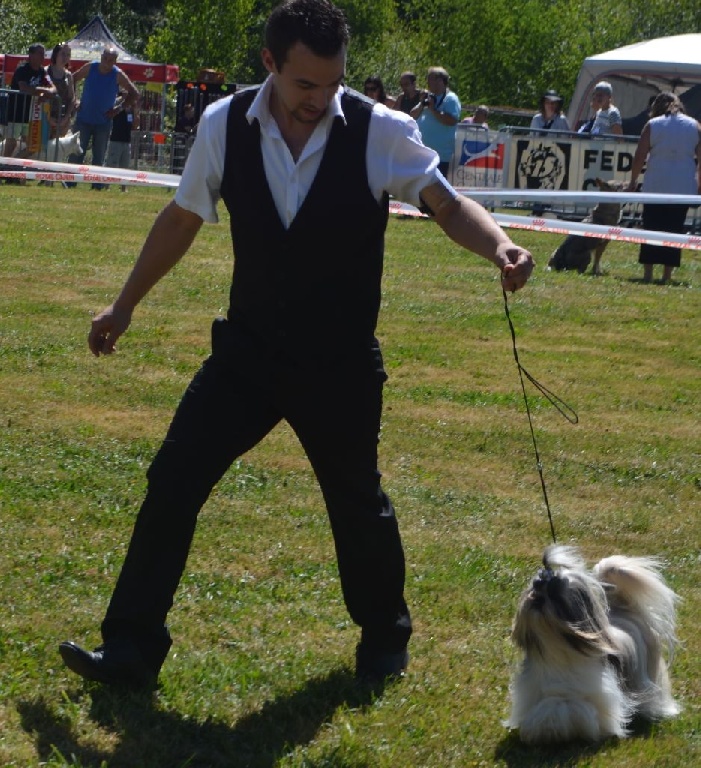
{"left": 0, "top": 88, "right": 66, "bottom": 161}
{"left": 450, "top": 123, "right": 701, "bottom": 232}
{"left": 3, "top": 93, "right": 700, "bottom": 235}
{"left": 0, "top": 85, "right": 189, "bottom": 178}
{"left": 131, "top": 131, "right": 195, "bottom": 175}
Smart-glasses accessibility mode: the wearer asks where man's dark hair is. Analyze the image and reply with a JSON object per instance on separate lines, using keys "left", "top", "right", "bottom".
{"left": 265, "top": 0, "right": 350, "bottom": 70}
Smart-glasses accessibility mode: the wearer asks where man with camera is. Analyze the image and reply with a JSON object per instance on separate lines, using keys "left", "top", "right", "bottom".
{"left": 411, "top": 66, "right": 461, "bottom": 177}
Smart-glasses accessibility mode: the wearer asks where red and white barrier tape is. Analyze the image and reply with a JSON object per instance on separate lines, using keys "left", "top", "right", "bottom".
{"left": 494, "top": 213, "right": 701, "bottom": 250}
{"left": 3, "top": 157, "right": 700, "bottom": 249}
{"left": 0, "top": 156, "right": 180, "bottom": 188}
{"left": 454, "top": 187, "right": 701, "bottom": 206}
{"left": 388, "top": 200, "right": 701, "bottom": 250}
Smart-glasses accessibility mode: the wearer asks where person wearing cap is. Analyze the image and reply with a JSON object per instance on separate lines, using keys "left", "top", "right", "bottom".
{"left": 530, "top": 90, "right": 570, "bottom": 132}
{"left": 590, "top": 81, "right": 622, "bottom": 136}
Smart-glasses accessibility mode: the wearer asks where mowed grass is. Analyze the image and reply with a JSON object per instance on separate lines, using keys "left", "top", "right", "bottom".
{"left": 0, "top": 184, "right": 699, "bottom": 767}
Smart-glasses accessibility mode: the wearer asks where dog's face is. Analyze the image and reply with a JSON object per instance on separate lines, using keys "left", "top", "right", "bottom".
{"left": 594, "top": 177, "right": 626, "bottom": 193}
{"left": 513, "top": 546, "right": 615, "bottom": 660}
{"left": 591, "top": 177, "right": 625, "bottom": 226}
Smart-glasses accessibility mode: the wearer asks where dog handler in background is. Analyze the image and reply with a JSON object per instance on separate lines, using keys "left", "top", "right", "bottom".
{"left": 59, "top": 0, "right": 534, "bottom": 687}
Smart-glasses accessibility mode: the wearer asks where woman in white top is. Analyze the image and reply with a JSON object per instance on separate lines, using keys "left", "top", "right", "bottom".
{"left": 530, "top": 89, "right": 570, "bottom": 132}
{"left": 628, "top": 92, "right": 701, "bottom": 283}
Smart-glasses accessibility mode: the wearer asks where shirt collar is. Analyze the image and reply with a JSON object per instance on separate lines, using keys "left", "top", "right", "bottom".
{"left": 246, "top": 75, "right": 346, "bottom": 132}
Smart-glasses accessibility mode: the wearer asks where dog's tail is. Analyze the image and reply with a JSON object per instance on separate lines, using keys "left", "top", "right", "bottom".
{"left": 593, "top": 555, "right": 679, "bottom": 653}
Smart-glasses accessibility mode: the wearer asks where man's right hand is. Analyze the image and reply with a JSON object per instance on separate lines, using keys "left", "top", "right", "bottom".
{"left": 88, "top": 304, "right": 133, "bottom": 356}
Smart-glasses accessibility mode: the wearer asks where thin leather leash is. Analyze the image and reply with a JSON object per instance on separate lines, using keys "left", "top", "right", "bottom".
{"left": 502, "top": 289, "right": 578, "bottom": 544}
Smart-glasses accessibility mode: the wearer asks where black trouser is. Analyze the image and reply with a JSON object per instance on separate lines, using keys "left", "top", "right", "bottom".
{"left": 101, "top": 321, "right": 412, "bottom": 666}
{"left": 639, "top": 203, "right": 689, "bottom": 267}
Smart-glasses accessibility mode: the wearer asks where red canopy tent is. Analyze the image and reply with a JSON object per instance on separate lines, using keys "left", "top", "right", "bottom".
{"left": 1, "top": 16, "right": 178, "bottom": 85}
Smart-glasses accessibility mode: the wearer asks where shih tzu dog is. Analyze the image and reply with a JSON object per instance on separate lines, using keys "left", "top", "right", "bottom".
{"left": 506, "top": 545, "right": 680, "bottom": 744}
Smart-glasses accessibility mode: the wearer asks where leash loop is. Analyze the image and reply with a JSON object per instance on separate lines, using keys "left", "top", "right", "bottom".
{"left": 502, "top": 289, "right": 579, "bottom": 544}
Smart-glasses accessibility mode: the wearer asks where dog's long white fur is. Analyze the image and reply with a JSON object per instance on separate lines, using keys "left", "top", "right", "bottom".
{"left": 0, "top": 131, "right": 81, "bottom": 162}
{"left": 506, "top": 545, "right": 680, "bottom": 744}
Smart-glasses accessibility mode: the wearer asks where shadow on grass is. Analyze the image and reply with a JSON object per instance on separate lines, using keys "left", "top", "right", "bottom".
{"left": 623, "top": 276, "right": 691, "bottom": 287}
{"left": 494, "top": 732, "right": 600, "bottom": 767}
{"left": 18, "top": 668, "right": 382, "bottom": 768}
{"left": 494, "top": 716, "right": 655, "bottom": 767}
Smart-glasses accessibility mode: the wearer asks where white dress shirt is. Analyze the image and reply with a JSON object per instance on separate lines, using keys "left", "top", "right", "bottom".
{"left": 175, "top": 76, "right": 450, "bottom": 227}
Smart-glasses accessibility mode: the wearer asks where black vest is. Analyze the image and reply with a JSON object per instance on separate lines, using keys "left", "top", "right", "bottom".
{"left": 219, "top": 87, "right": 389, "bottom": 363}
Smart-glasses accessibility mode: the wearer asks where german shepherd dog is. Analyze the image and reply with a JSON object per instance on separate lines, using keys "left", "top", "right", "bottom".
{"left": 548, "top": 178, "right": 626, "bottom": 275}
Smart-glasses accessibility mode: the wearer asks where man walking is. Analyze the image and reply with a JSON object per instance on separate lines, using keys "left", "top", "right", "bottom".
{"left": 60, "top": 0, "right": 533, "bottom": 687}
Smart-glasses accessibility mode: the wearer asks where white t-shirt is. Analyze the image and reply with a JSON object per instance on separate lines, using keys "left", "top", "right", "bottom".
{"left": 591, "top": 105, "right": 622, "bottom": 135}
{"left": 175, "top": 76, "right": 451, "bottom": 228}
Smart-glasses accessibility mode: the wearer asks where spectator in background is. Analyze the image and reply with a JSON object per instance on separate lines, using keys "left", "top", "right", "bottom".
{"left": 175, "top": 103, "right": 198, "bottom": 135}
{"left": 46, "top": 42, "right": 76, "bottom": 138}
{"left": 628, "top": 92, "right": 701, "bottom": 284}
{"left": 3, "top": 43, "right": 56, "bottom": 158}
{"left": 577, "top": 95, "right": 598, "bottom": 133}
{"left": 72, "top": 46, "right": 139, "bottom": 189}
{"left": 411, "top": 66, "right": 461, "bottom": 177}
{"left": 530, "top": 90, "right": 569, "bottom": 132}
{"left": 173, "top": 103, "right": 198, "bottom": 174}
{"left": 363, "top": 76, "right": 393, "bottom": 107}
{"left": 106, "top": 90, "right": 137, "bottom": 192}
{"left": 590, "top": 81, "right": 622, "bottom": 136}
{"left": 462, "top": 104, "right": 489, "bottom": 128}
{"left": 392, "top": 71, "right": 422, "bottom": 114}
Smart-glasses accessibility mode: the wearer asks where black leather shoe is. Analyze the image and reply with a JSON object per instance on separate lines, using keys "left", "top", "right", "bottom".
{"left": 355, "top": 643, "right": 409, "bottom": 682}
{"left": 59, "top": 639, "right": 158, "bottom": 687}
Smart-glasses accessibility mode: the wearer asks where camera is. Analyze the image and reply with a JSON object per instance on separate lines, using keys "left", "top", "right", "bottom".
{"left": 422, "top": 93, "right": 433, "bottom": 106}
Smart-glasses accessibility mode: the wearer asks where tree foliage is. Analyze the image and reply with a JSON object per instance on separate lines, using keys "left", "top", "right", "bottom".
{"left": 3, "top": 0, "right": 701, "bottom": 108}
{"left": 0, "top": 0, "right": 73, "bottom": 53}
{"left": 396, "top": 0, "right": 701, "bottom": 107}
{"left": 0, "top": 0, "right": 37, "bottom": 53}
{"left": 146, "top": 0, "right": 258, "bottom": 81}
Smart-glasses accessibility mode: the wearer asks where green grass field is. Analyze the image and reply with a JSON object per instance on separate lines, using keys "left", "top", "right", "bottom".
{"left": 0, "top": 185, "right": 699, "bottom": 767}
